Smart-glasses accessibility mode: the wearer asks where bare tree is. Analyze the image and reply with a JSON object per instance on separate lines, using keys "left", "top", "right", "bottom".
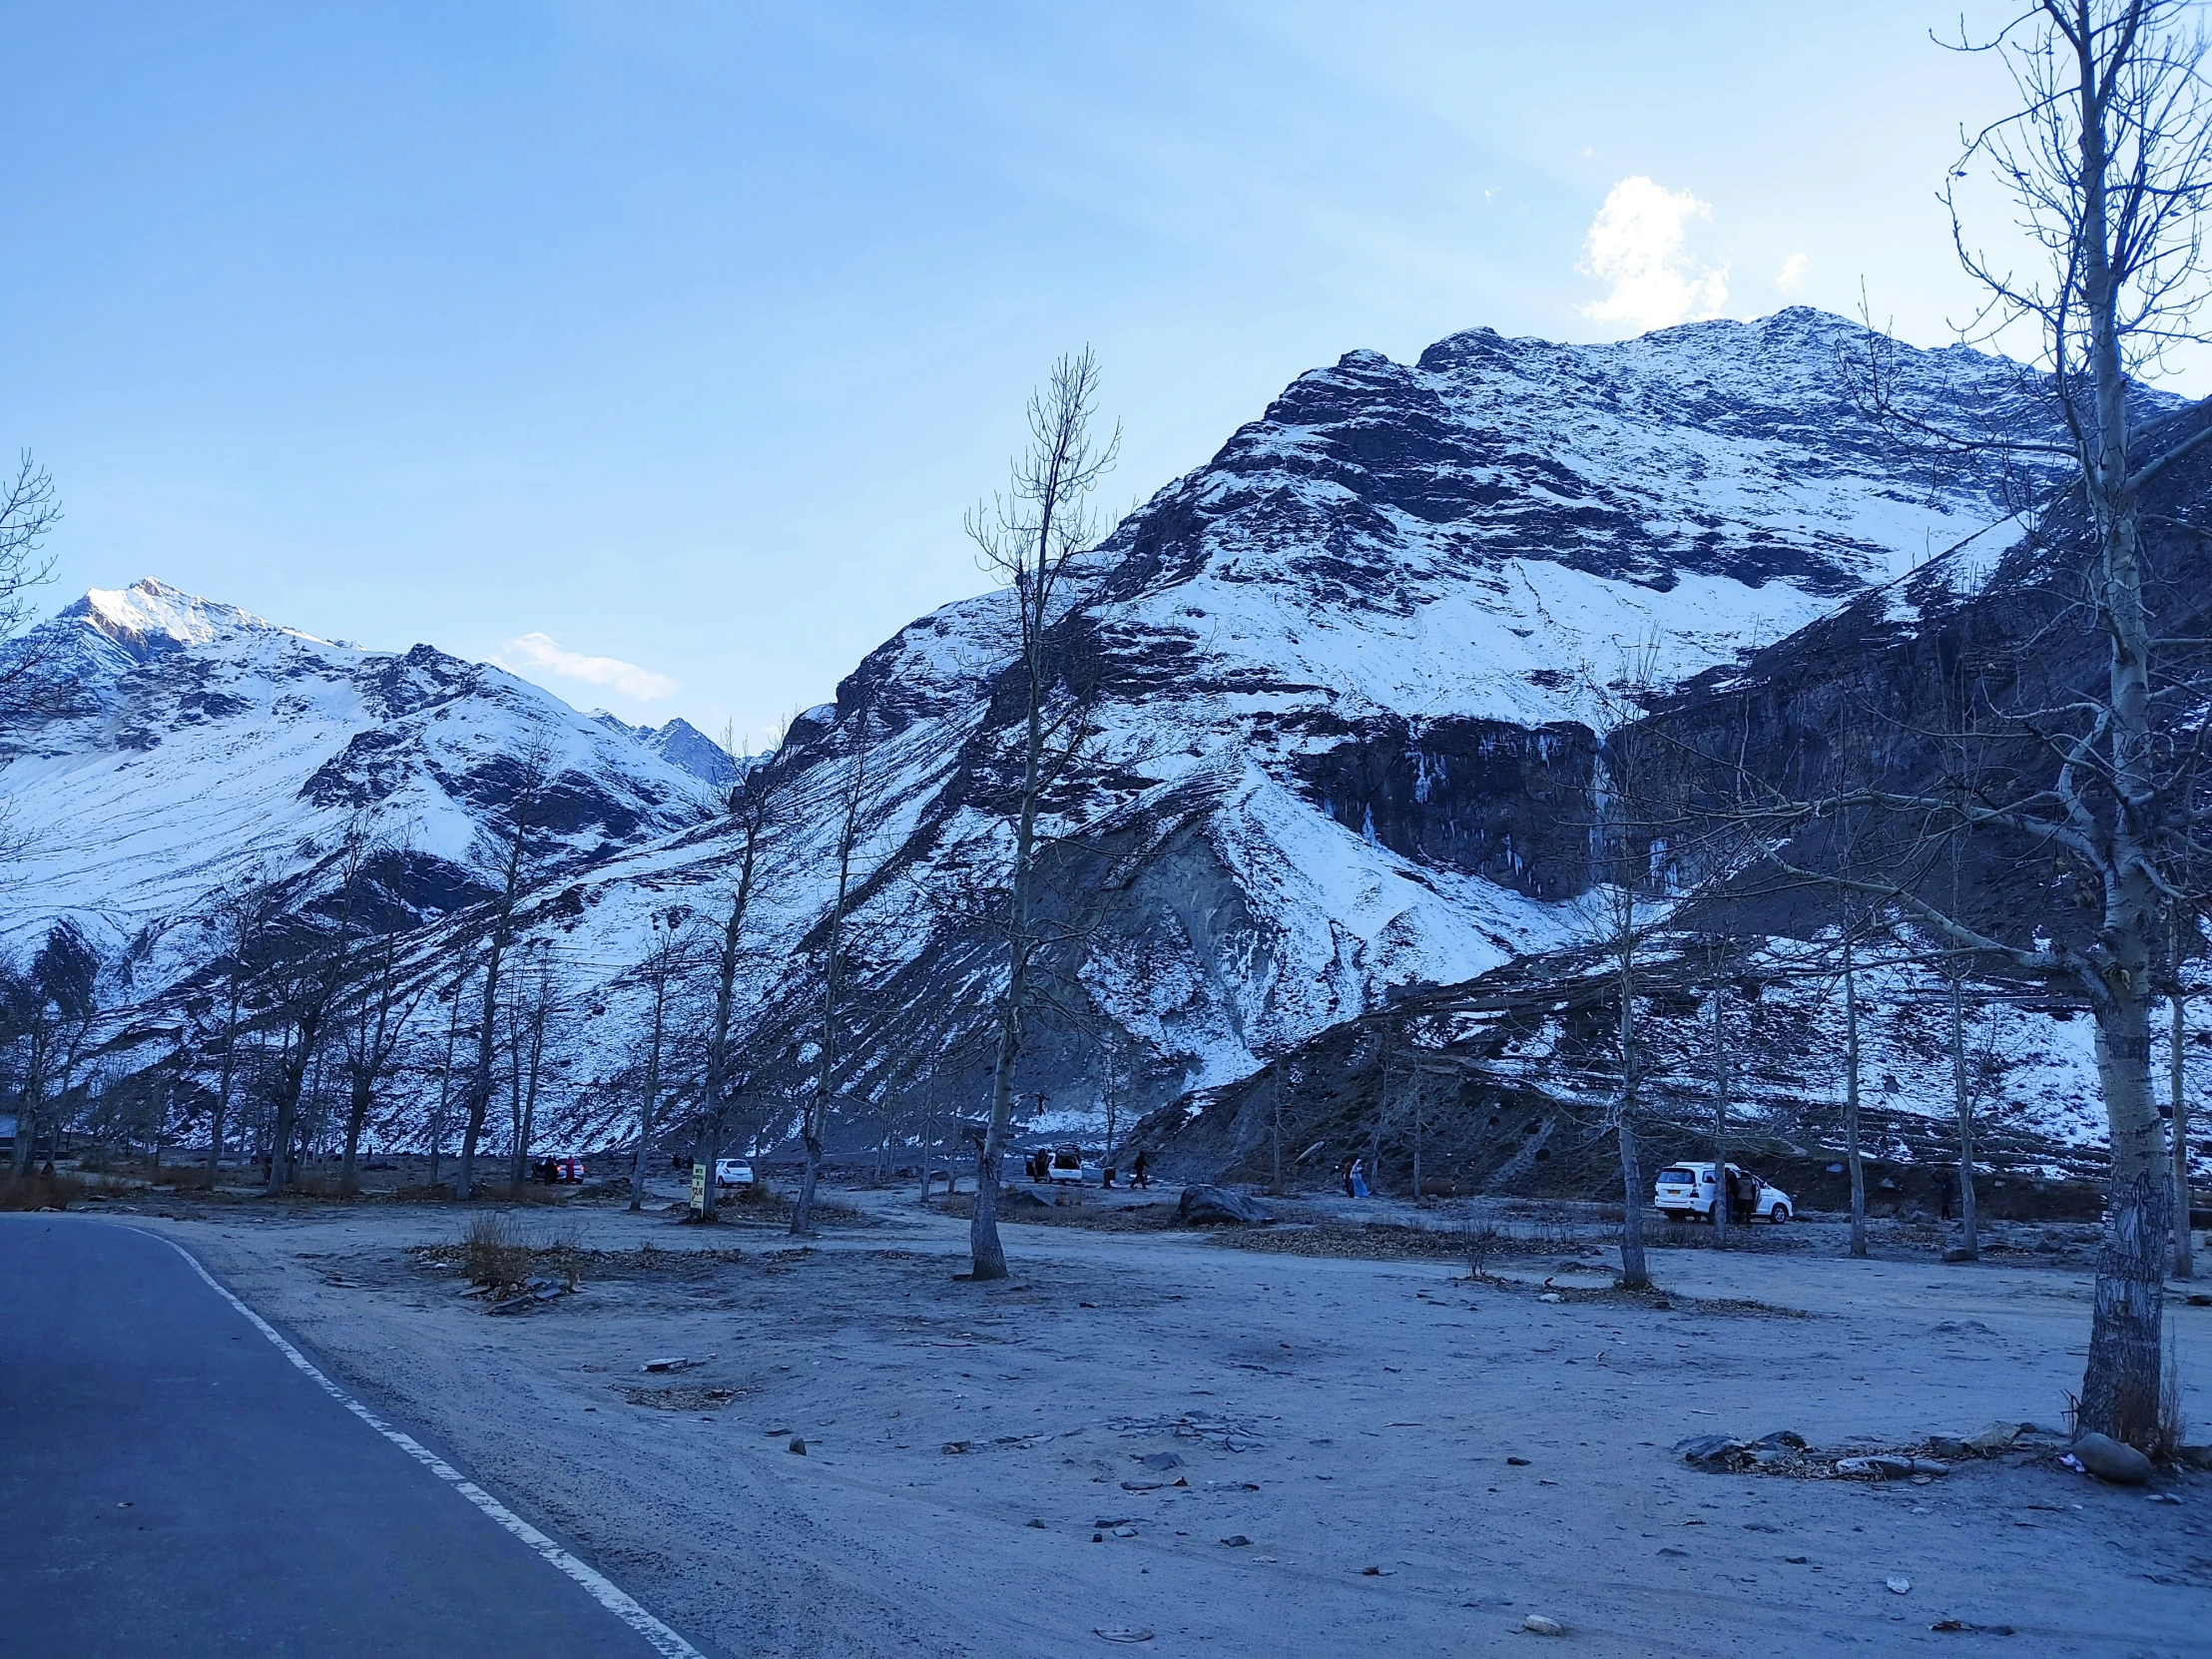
{"left": 627, "top": 912, "right": 693, "bottom": 1214}
{"left": 793, "top": 713, "right": 876, "bottom": 1237}
{"left": 337, "top": 904, "right": 424, "bottom": 1195}
{"left": 1840, "top": 920, "right": 1872, "bottom": 1260}
{"left": 692, "top": 741, "right": 788, "bottom": 1223}
{"left": 0, "top": 451, "right": 60, "bottom": 682}
{"left": 201, "top": 872, "right": 280, "bottom": 1187}
{"left": 1786, "top": 1, "right": 2212, "bottom": 1446}
{"left": 458, "top": 739, "right": 553, "bottom": 1200}
{"left": 2170, "top": 908, "right": 2199, "bottom": 1277}
{"left": 426, "top": 967, "right": 470, "bottom": 1191}
{"left": 261, "top": 843, "right": 382, "bottom": 1195}
{"left": 4, "top": 923, "right": 99, "bottom": 1178}
{"left": 505, "top": 941, "right": 559, "bottom": 1193}
{"left": 965, "top": 349, "right": 1119, "bottom": 1281}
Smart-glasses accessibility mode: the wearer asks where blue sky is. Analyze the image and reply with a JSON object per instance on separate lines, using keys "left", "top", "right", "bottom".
{"left": 3, "top": 1, "right": 2132, "bottom": 747}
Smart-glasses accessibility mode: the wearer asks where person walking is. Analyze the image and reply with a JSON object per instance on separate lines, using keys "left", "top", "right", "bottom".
{"left": 1132, "top": 1149, "right": 1150, "bottom": 1190}
{"left": 1350, "top": 1157, "right": 1370, "bottom": 1199}
{"left": 1937, "top": 1166, "right": 1957, "bottom": 1222}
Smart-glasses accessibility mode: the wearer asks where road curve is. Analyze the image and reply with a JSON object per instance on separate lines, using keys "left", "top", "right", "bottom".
{"left": 0, "top": 1214, "right": 701, "bottom": 1658}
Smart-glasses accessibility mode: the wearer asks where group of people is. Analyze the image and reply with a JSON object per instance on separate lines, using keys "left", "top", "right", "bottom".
{"left": 1021, "top": 1146, "right": 1150, "bottom": 1189}
{"left": 1338, "top": 1156, "right": 1370, "bottom": 1198}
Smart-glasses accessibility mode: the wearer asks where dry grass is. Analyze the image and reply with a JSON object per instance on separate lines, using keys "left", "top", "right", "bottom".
{"left": 461, "top": 1213, "right": 534, "bottom": 1291}
{"left": 0, "top": 1169, "right": 87, "bottom": 1211}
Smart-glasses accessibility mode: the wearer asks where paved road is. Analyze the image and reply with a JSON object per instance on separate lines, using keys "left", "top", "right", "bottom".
{"left": 0, "top": 1215, "right": 700, "bottom": 1657}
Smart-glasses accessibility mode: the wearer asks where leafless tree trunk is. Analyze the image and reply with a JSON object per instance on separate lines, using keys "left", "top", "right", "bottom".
{"left": 1947, "top": 972, "right": 1981, "bottom": 1259}
{"left": 1709, "top": 977, "right": 1732, "bottom": 1248}
{"left": 794, "top": 722, "right": 873, "bottom": 1237}
{"left": 628, "top": 917, "right": 690, "bottom": 1213}
{"left": 459, "top": 741, "right": 551, "bottom": 1200}
{"left": 428, "top": 969, "right": 466, "bottom": 1191}
{"left": 2172, "top": 912, "right": 2195, "bottom": 1278}
{"left": 505, "top": 943, "right": 557, "bottom": 1193}
{"left": 339, "top": 917, "right": 420, "bottom": 1196}
{"left": 202, "top": 875, "right": 277, "bottom": 1188}
{"left": 694, "top": 752, "right": 786, "bottom": 1223}
{"left": 1843, "top": 929, "right": 1870, "bottom": 1260}
{"left": 964, "top": 349, "right": 1118, "bottom": 1282}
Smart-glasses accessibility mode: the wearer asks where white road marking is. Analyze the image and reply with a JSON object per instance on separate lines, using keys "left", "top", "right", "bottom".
{"left": 138, "top": 1228, "right": 705, "bottom": 1659}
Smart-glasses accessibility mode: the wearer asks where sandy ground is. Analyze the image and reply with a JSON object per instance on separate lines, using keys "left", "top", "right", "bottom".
{"left": 98, "top": 1183, "right": 2212, "bottom": 1658}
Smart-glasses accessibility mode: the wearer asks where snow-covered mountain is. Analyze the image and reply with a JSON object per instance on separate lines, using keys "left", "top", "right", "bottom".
{"left": 8, "top": 308, "right": 2138, "bottom": 1168}
{"left": 0, "top": 579, "right": 716, "bottom": 995}
{"left": 424, "top": 308, "right": 2079, "bottom": 1147}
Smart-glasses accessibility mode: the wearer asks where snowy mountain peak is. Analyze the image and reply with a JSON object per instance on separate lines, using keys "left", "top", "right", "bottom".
{"left": 66, "top": 578, "right": 309, "bottom": 663}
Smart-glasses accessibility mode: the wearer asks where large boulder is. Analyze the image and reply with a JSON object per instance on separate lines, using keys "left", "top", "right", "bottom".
{"left": 1177, "top": 1186, "right": 1275, "bottom": 1226}
{"left": 2071, "top": 1432, "right": 2154, "bottom": 1484}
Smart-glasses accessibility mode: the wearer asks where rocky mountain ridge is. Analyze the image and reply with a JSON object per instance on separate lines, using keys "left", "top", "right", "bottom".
{"left": 1, "top": 308, "right": 2163, "bottom": 1176}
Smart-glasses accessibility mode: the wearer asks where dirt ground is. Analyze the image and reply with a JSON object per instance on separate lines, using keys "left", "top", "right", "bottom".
{"left": 96, "top": 1180, "right": 2212, "bottom": 1657}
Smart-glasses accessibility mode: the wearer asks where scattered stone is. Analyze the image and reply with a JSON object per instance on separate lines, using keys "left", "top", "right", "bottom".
{"left": 1677, "top": 1435, "right": 1753, "bottom": 1471}
{"left": 999, "top": 1187, "right": 1050, "bottom": 1212}
{"left": 942, "top": 1440, "right": 972, "bottom": 1455}
{"left": 2174, "top": 1444, "right": 2212, "bottom": 1470}
{"left": 2071, "top": 1432, "right": 2153, "bottom": 1485}
{"left": 1093, "top": 1628, "right": 1154, "bottom": 1644}
{"left": 1538, "top": 1293, "right": 1565, "bottom": 1304}
{"left": 1910, "top": 1458, "right": 1952, "bottom": 1477}
{"left": 1927, "top": 1435, "right": 1971, "bottom": 1460}
{"left": 642, "top": 1356, "right": 703, "bottom": 1374}
{"left": 1940, "top": 1246, "right": 1975, "bottom": 1264}
{"left": 1650, "top": 1299, "right": 1673, "bottom": 1311}
{"left": 1026, "top": 1518, "right": 1047, "bottom": 1528}
{"left": 1523, "top": 1614, "right": 1565, "bottom": 1636}
{"left": 1931, "top": 1619, "right": 2014, "bottom": 1635}
{"left": 2148, "top": 1492, "right": 2181, "bottom": 1504}
{"left": 1113, "top": 1526, "right": 1138, "bottom": 1538}
{"left": 788, "top": 1436, "right": 807, "bottom": 1455}
{"left": 485, "top": 1282, "right": 570, "bottom": 1315}
{"left": 1657, "top": 1546, "right": 1689, "bottom": 1557}
{"left": 1785, "top": 1555, "right": 1809, "bottom": 1565}
{"left": 1177, "top": 1185, "right": 1274, "bottom": 1226}
{"left": 1887, "top": 1576, "right": 1912, "bottom": 1595}
{"left": 1506, "top": 1455, "right": 1532, "bottom": 1466}
{"left": 1220, "top": 1534, "right": 1251, "bottom": 1547}
{"left": 2188, "top": 1292, "right": 2212, "bottom": 1308}
{"left": 1964, "top": 1422, "right": 2020, "bottom": 1455}
{"left": 1836, "top": 1455, "right": 1918, "bottom": 1480}
{"left": 1140, "top": 1451, "right": 1184, "bottom": 1471}
{"left": 1753, "top": 1429, "right": 1807, "bottom": 1449}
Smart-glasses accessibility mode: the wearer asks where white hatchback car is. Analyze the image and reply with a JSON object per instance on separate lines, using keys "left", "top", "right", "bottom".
{"left": 713, "top": 1158, "right": 756, "bottom": 1188}
{"left": 1654, "top": 1161, "right": 1792, "bottom": 1224}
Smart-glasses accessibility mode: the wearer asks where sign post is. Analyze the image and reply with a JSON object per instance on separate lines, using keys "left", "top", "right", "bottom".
{"left": 690, "top": 1161, "right": 707, "bottom": 1214}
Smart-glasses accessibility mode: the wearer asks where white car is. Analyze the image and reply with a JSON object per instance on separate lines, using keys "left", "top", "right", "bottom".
{"left": 713, "top": 1158, "right": 755, "bottom": 1188}
{"left": 1654, "top": 1161, "right": 1792, "bottom": 1224}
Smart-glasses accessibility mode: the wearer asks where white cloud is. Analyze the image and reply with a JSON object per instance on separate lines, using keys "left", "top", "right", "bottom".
{"left": 1777, "top": 252, "right": 1809, "bottom": 293}
{"left": 1577, "top": 176, "right": 1729, "bottom": 334}
{"left": 497, "top": 632, "right": 677, "bottom": 702}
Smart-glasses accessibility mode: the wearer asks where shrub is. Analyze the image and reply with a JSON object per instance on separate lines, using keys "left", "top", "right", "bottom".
{"left": 0, "top": 1170, "right": 86, "bottom": 1211}
{"left": 461, "top": 1213, "right": 531, "bottom": 1291}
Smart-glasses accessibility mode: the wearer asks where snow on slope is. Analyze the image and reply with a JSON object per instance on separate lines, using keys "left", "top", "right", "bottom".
{"left": 448, "top": 309, "right": 2078, "bottom": 1150}
{"left": 0, "top": 579, "right": 714, "bottom": 991}
{"left": 7, "top": 312, "right": 2108, "bottom": 1162}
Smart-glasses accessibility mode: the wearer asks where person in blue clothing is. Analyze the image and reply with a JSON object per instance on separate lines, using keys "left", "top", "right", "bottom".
{"left": 1350, "top": 1157, "right": 1370, "bottom": 1199}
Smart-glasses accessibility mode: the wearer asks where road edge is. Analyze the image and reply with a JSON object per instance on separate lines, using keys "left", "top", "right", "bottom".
{"left": 129, "top": 1224, "right": 706, "bottom": 1659}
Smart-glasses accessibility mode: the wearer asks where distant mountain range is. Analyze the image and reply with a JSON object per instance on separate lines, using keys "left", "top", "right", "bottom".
{"left": 5, "top": 307, "right": 2189, "bottom": 1180}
